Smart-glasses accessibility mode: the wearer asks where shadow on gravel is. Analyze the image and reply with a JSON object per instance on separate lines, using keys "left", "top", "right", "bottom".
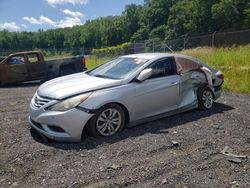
{"left": 0, "top": 81, "right": 41, "bottom": 88}
{"left": 30, "top": 102, "right": 234, "bottom": 150}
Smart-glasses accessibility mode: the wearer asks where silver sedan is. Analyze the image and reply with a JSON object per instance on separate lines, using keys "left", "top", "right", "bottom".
{"left": 29, "top": 53, "right": 224, "bottom": 142}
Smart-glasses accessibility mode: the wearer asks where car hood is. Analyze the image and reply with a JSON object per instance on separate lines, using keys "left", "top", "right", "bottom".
{"left": 38, "top": 73, "right": 122, "bottom": 99}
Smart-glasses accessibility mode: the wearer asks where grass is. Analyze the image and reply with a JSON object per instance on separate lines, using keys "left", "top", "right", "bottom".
{"left": 59, "top": 45, "right": 250, "bottom": 95}
{"left": 86, "top": 56, "right": 112, "bottom": 69}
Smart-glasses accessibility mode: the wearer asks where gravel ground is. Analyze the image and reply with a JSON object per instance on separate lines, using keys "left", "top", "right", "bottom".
{"left": 0, "top": 84, "right": 249, "bottom": 188}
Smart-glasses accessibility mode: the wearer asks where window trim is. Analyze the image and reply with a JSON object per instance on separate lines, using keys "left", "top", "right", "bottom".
{"left": 146, "top": 56, "right": 177, "bottom": 80}
{"left": 7, "top": 54, "right": 26, "bottom": 65}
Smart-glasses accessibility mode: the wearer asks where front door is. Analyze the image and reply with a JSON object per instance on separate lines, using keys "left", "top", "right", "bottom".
{"left": 133, "top": 57, "right": 180, "bottom": 120}
{"left": 2, "top": 54, "right": 28, "bottom": 83}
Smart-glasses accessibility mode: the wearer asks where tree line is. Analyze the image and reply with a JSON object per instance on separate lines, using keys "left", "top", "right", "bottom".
{"left": 0, "top": 0, "right": 249, "bottom": 53}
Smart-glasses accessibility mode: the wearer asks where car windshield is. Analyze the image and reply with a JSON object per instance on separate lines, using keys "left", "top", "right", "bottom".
{"left": 87, "top": 57, "right": 149, "bottom": 79}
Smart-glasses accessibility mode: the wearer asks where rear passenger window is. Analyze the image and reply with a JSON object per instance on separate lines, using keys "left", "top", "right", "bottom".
{"left": 149, "top": 57, "right": 176, "bottom": 79}
{"left": 27, "top": 53, "right": 39, "bottom": 63}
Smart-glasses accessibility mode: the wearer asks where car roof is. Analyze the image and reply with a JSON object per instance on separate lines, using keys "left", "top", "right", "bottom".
{"left": 122, "top": 53, "right": 173, "bottom": 60}
{"left": 10, "top": 50, "right": 41, "bottom": 56}
{"left": 121, "top": 53, "right": 197, "bottom": 61}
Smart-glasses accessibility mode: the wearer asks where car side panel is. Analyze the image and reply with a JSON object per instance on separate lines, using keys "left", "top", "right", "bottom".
{"left": 133, "top": 75, "right": 180, "bottom": 120}
{"left": 26, "top": 53, "right": 46, "bottom": 80}
{"left": 79, "top": 76, "right": 180, "bottom": 123}
{"left": 78, "top": 83, "right": 137, "bottom": 120}
{"left": 0, "top": 64, "right": 28, "bottom": 84}
{"left": 178, "top": 71, "right": 207, "bottom": 108}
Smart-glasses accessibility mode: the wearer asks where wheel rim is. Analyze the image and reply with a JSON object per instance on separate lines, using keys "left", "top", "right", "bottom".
{"left": 202, "top": 90, "right": 213, "bottom": 109}
{"left": 96, "top": 108, "right": 122, "bottom": 136}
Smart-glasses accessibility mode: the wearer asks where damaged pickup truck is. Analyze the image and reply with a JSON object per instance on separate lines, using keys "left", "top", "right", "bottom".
{"left": 0, "top": 51, "right": 87, "bottom": 85}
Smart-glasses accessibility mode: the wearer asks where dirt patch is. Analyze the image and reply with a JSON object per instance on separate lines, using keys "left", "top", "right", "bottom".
{"left": 0, "top": 84, "right": 249, "bottom": 188}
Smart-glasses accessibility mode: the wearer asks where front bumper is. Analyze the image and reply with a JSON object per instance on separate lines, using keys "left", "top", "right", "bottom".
{"left": 29, "top": 107, "right": 93, "bottom": 142}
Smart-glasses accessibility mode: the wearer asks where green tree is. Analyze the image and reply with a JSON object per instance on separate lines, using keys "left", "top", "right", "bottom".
{"left": 143, "top": 0, "right": 174, "bottom": 31}
{"left": 122, "top": 4, "right": 142, "bottom": 41}
{"left": 166, "top": 0, "right": 199, "bottom": 39}
{"left": 244, "top": 2, "right": 250, "bottom": 25}
{"left": 132, "top": 0, "right": 175, "bottom": 41}
{"left": 0, "top": 0, "right": 249, "bottom": 52}
{"left": 212, "top": 0, "right": 239, "bottom": 30}
{"left": 149, "top": 25, "right": 167, "bottom": 39}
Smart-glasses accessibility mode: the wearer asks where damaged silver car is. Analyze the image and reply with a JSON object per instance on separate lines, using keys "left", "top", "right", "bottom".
{"left": 29, "top": 53, "right": 224, "bottom": 142}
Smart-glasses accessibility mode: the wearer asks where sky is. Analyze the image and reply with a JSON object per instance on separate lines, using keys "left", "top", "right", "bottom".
{"left": 0, "top": 0, "right": 144, "bottom": 32}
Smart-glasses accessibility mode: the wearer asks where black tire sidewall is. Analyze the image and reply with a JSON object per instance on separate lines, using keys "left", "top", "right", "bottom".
{"left": 87, "top": 104, "right": 126, "bottom": 137}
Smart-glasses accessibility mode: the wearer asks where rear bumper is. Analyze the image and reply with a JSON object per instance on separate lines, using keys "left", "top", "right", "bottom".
{"left": 213, "top": 81, "right": 224, "bottom": 100}
{"left": 214, "top": 87, "right": 222, "bottom": 100}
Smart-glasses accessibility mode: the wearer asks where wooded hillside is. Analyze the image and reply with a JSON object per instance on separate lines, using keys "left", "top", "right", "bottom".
{"left": 0, "top": 0, "right": 249, "bottom": 52}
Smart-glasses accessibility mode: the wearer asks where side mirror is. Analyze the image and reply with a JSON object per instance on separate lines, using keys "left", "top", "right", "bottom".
{"left": 137, "top": 68, "right": 152, "bottom": 82}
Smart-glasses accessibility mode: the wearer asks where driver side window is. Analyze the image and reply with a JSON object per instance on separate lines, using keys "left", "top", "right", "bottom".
{"left": 7, "top": 55, "right": 25, "bottom": 65}
{"left": 149, "top": 57, "right": 176, "bottom": 79}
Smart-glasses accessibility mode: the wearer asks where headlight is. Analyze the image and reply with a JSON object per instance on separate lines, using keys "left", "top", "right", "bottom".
{"left": 47, "top": 92, "right": 92, "bottom": 111}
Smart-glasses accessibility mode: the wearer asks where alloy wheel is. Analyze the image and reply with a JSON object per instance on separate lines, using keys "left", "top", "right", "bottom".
{"left": 202, "top": 90, "right": 213, "bottom": 109}
{"left": 96, "top": 108, "right": 122, "bottom": 136}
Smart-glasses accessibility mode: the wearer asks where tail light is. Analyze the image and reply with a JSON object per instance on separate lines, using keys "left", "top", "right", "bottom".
{"left": 217, "top": 73, "right": 224, "bottom": 81}
{"left": 81, "top": 56, "right": 86, "bottom": 66}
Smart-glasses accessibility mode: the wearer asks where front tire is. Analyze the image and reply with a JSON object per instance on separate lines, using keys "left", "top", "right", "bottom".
{"left": 87, "top": 104, "right": 125, "bottom": 137}
{"left": 197, "top": 87, "right": 214, "bottom": 109}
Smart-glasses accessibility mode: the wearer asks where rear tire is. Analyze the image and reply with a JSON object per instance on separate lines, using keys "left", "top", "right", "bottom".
{"left": 87, "top": 104, "right": 125, "bottom": 137}
{"left": 197, "top": 87, "right": 214, "bottom": 110}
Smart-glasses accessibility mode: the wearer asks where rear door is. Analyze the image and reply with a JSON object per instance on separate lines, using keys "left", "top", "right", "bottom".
{"left": 26, "top": 53, "right": 46, "bottom": 80}
{"left": 133, "top": 57, "right": 180, "bottom": 120}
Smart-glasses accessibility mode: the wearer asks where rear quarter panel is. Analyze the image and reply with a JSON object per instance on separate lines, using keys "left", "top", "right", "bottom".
{"left": 178, "top": 71, "right": 207, "bottom": 107}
